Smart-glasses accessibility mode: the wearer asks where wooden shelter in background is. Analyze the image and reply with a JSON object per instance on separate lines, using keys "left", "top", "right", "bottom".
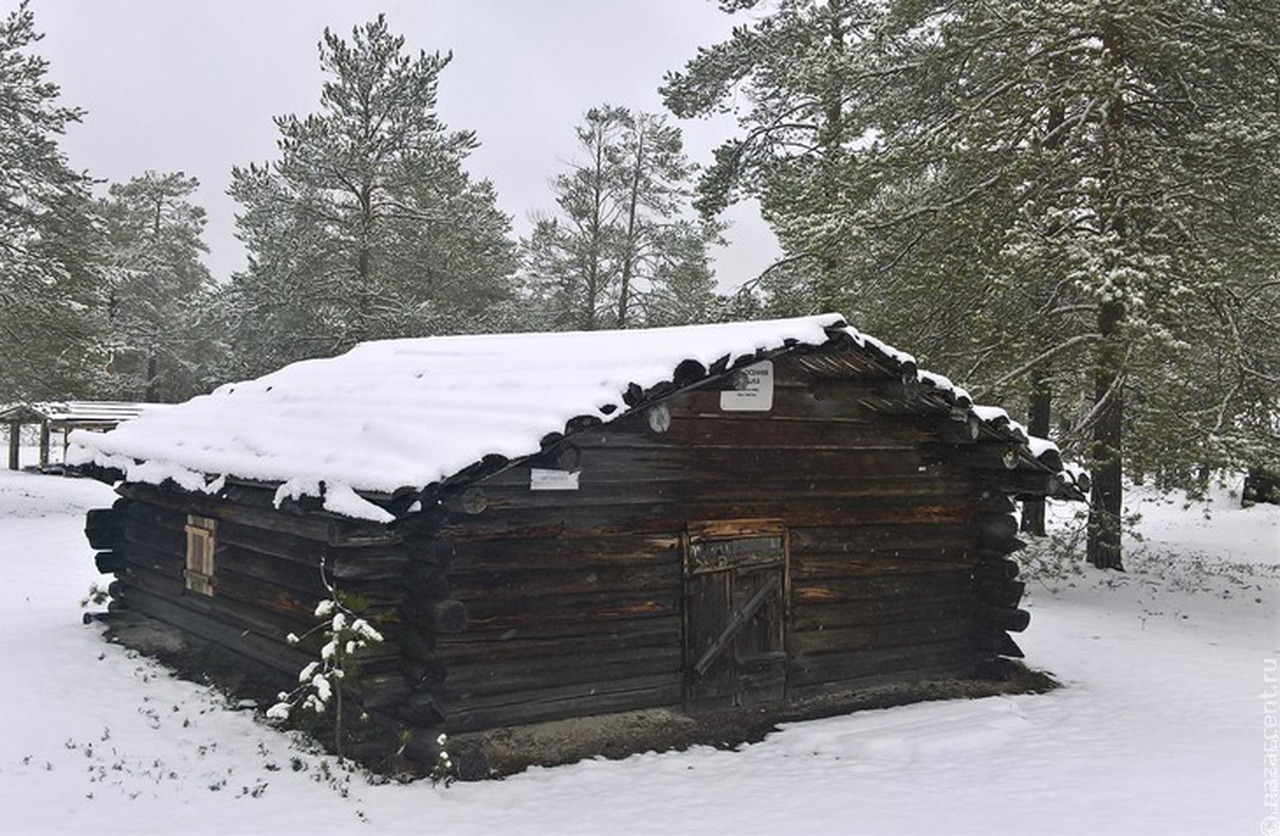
{"left": 1, "top": 401, "right": 166, "bottom": 472}
{"left": 75, "top": 316, "right": 1080, "bottom": 776}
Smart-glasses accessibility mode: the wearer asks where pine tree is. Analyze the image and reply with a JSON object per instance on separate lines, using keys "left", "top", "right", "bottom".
{"left": 226, "top": 16, "right": 516, "bottom": 376}
{"left": 97, "top": 172, "right": 218, "bottom": 402}
{"left": 662, "top": 0, "right": 880, "bottom": 308}
{"left": 0, "top": 1, "right": 104, "bottom": 401}
{"left": 521, "top": 106, "right": 720, "bottom": 330}
{"left": 668, "top": 0, "right": 1280, "bottom": 567}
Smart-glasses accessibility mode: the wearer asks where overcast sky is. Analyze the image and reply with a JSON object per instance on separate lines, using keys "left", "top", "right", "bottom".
{"left": 22, "top": 0, "right": 780, "bottom": 288}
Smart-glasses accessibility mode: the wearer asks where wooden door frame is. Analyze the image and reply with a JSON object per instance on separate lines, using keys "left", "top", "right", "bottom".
{"left": 682, "top": 518, "right": 791, "bottom": 708}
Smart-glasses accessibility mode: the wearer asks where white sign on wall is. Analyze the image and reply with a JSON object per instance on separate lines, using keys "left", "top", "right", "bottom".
{"left": 530, "top": 468, "right": 580, "bottom": 491}
{"left": 719, "top": 360, "right": 774, "bottom": 412}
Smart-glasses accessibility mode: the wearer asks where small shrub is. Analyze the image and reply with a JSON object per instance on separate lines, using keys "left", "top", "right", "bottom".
{"left": 267, "top": 561, "right": 384, "bottom": 760}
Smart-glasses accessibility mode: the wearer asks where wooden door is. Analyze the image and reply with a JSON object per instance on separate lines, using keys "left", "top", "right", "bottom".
{"left": 684, "top": 520, "right": 788, "bottom": 710}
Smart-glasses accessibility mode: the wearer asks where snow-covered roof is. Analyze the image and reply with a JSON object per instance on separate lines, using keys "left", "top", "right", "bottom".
{"left": 68, "top": 314, "right": 1061, "bottom": 521}
{"left": 0, "top": 400, "right": 169, "bottom": 427}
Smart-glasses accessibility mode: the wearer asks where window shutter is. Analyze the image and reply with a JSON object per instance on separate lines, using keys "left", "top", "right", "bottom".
{"left": 183, "top": 515, "right": 217, "bottom": 596}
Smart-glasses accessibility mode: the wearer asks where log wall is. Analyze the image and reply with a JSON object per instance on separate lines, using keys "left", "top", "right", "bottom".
{"left": 401, "top": 355, "right": 1029, "bottom": 734}
{"left": 91, "top": 483, "right": 410, "bottom": 705}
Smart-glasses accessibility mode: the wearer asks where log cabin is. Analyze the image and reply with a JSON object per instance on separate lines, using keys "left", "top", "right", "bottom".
{"left": 73, "top": 314, "right": 1078, "bottom": 776}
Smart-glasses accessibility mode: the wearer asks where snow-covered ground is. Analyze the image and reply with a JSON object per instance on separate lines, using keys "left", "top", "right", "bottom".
{"left": 0, "top": 460, "right": 1275, "bottom": 835}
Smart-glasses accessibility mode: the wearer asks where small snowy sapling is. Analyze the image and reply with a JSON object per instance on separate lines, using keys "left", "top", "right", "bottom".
{"left": 267, "top": 563, "right": 383, "bottom": 759}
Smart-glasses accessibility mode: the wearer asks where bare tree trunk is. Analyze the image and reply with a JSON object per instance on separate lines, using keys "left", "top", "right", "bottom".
{"left": 815, "top": 0, "right": 846, "bottom": 310}
{"left": 144, "top": 349, "right": 160, "bottom": 403}
{"left": 353, "top": 182, "right": 374, "bottom": 344}
{"left": 1021, "top": 369, "right": 1052, "bottom": 536}
{"left": 1087, "top": 303, "right": 1125, "bottom": 570}
{"left": 617, "top": 128, "right": 645, "bottom": 328}
{"left": 584, "top": 128, "right": 609, "bottom": 331}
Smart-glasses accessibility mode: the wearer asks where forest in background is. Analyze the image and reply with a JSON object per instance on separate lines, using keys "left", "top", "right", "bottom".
{"left": 2, "top": 0, "right": 1277, "bottom": 567}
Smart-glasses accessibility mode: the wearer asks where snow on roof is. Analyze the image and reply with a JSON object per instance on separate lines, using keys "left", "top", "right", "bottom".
{"left": 45, "top": 401, "right": 173, "bottom": 425}
{"left": 68, "top": 314, "right": 1056, "bottom": 521}
{"left": 0, "top": 400, "right": 170, "bottom": 426}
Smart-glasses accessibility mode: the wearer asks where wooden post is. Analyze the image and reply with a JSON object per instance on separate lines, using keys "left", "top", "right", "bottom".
{"left": 7, "top": 421, "right": 18, "bottom": 471}
{"left": 39, "top": 421, "right": 51, "bottom": 469}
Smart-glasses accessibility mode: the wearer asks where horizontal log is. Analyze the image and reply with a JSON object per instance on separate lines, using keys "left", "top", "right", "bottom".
{"left": 443, "top": 643, "right": 681, "bottom": 700}
{"left": 116, "top": 562, "right": 308, "bottom": 635}
{"left": 118, "top": 483, "right": 398, "bottom": 546}
{"left": 437, "top": 612, "right": 684, "bottom": 645}
{"left": 938, "top": 412, "right": 982, "bottom": 444}
{"left": 657, "top": 417, "right": 927, "bottom": 453}
{"left": 122, "top": 498, "right": 185, "bottom": 530}
{"left": 977, "top": 605, "right": 1031, "bottom": 633}
{"left": 792, "top": 593, "right": 974, "bottom": 633}
{"left": 799, "top": 558, "right": 976, "bottom": 578}
{"left": 403, "top": 598, "right": 467, "bottom": 635}
{"left": 926, "top": 443, "right": 1022, "bottom": 471}
{"left": 404, "top": 563, "right": 451, "bottom": 598}
{"left": 399, "top": 692, "right": 446, "bottom": 727}
{"left": 117, "top": 542, "right": 182, "bottom": 580}
{"left": 427, "top": 535, "right": 682, "bottom": 572}
{"left": 477, "top": 463, "right": 974, "bottom": 511}
{"left": 399, "top": 622, "right": 436, "bottom": 663}
{"left": 447, "top": 562, "right": 681, "bottom": 601}
{"left": 974, "top": 631, "right": 1025, "bottom": 658}
{"left": 460, "top": 590, "right": 679, "bottom": 633}
{"left": 789, "top": 523, "right": 973, "bottom": 553}
{"left": 480, "top": 446, "right": 949, "bottom": 490}
{"left": 974, "top": 578, "right": 1026, "bottom": 608}
{"left": 131, "top": 506, "right": 410, "bottom": 581}
{"left": 221, "top": 545, "right": 405, "bottom": 608}
{"left": 403, "top": 658, "right": 449, "bottom": 692}
{"left": 975, "top": 513, "right": 1019, "bottom": 544}
{"left": 789, "top": 640, "right": 975, "bottom": 688}
{"left": 435, "top": 621, "right": 680, "bottom": 667}
{"left": 793, "top": 552, "right": 975, "bottom": 580}
{"left": 121, "top": 514, "right": 407, "bottom": 611}
{"left": 109, "top": 583, "right": 311, "bottom": 682}
{"left": 441, "top": 673, "right": 682, "bottom": 734}
{"left": 358, "top": 674, "right": 411, "bottom": 710}
{"left": 976, "top": 656, "right": 1017, "bottom": 680}
{"left": 124, "top": 519, "right": 184, "bottom": 558}
{"left": 790, "top": 616, "right": 974, "bottom": 656}
{"left": 435, "top": 498, "right": 976, "bottom": 543}
{"left": 115, "top": 543, "right": 412, "bottom": 651}
{"left": 671, "top": 383, "right": 887, "bottom": 417}
{"left": 85, "top": 507, "right": 125, "bottom": 550}
{"left": 975, "top": 470, "right": 1062, "bottom": 499}
{"left": 787, "top": 661, "right": 981, "bottom": 702}
{"left": 95, "top": 550, "right": 125, "bottom": 575}
{"left": 970, "top": 493, "right": 1017, "bottom": 514}
{"left": 120, "top": 484, "right": 332, "bottom": 542}
{"left": 114, "top": 563, "right": 403, "bottom": 666}
{"left": 222, "top": 522, "right": 410, "bottom": 581}
{"left": 791, "top": 572, "right": 972, "bottom": 608}
{"left": 450, "top": 477, "right": 976, "bottom": 518}
{"left": 972, "top": 557, "right": 1021, "bottom": 581}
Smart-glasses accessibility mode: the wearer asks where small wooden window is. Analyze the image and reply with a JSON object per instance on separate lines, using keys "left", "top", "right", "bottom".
{"left": 184, "top": 514, "right": 217, "bottom": 596}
